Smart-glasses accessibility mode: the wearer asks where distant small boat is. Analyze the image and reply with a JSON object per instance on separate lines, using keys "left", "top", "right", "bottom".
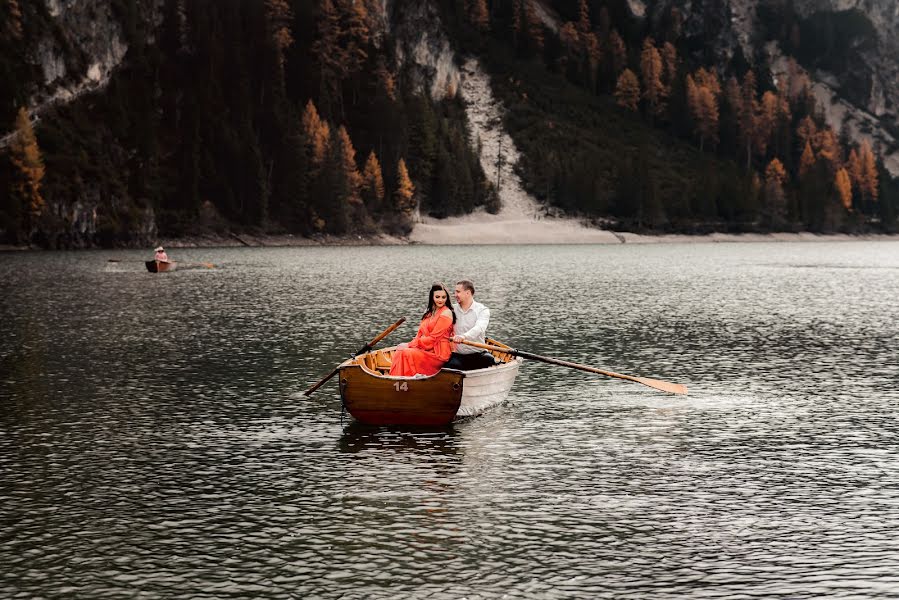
{"left": 145, "top": 260, "right": 177, "bottom": 273}
{"left": 337, "top": 338, "right": 522, "bottom": 426}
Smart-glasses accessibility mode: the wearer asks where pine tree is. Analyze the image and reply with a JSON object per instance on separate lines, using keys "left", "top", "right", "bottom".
{"left": 739, "top": 71, "right": 758, "bottom": 170}
{"left": 312, "top": 0, "right": 346, "bottom": 117}
{"left": 814, "top": 128, "right": 841, "bottom": 175}
{"left": 361, "top": 150, "right": 385, "bottom": 212}
{"left": 335, "top": 126, "right": 363, "bottom": 206}
{"left": 608, "top": 30, "right": 627, "bottom": 77}
{"left": 264, "top": 0, "right": 293, "bottom": 76}
{"left": 764, "top": 157, "right": 788, "bottom": 228}
{"left": 8, "top": 107, "right": 45, "bottom": 239}
{"left": 640, "top": 38, "right": 666, "bottom": 118}
{"left": 798, "top": 141, "right": 816, "bottom": 180}
{"left": 661, "top": 42, "right": 678, "bottom": 91}
{"left": 859, "top": 140, "right": 879, "bottom": 203}
{"left": 615, "top": 69, "right": 640, "bottom": 112}
{"left": 301, "top": 100, "right": 330, "bottom": 168}
{"left": 754, "top": 91, "right": 780, "bottom": 160}
{"left": 344, "top": 0, "right": 370, "bottom": 77}
{"left": 796, "top": 116, "right": 817, "bottom": 149}
{"left": 395, "top": 158, "right": 415, "bottom": 215}
{"left": 374, "top": 56, "right": 396, "bottom": 101}
{"left": 686, "top": 69, "right": 719, "bottom": 152}
{"left": 834, "top": 168, "right": 852, "bottom": 210}
{"left": 583, "top": 31, "right": 601, "bottom": 92}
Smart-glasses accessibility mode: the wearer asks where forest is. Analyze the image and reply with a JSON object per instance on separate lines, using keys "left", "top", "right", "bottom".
{"left": 1, "top": 0, "right": 897, "bottom": 247}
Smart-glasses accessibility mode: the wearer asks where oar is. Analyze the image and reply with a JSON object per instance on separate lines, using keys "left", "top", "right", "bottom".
{"left": 460, "top": 340, "right": 688, "bottom": 395}
{"left": 304, "top": 317, "right": 407, "bottom": 397}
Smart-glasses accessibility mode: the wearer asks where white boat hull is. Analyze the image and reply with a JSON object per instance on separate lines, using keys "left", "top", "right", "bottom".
{"left": 454, "top": 357, "right": 522, "bottom": 418}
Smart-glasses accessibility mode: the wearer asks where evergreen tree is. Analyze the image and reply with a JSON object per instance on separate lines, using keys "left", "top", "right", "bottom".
{"left": 361, "top": 150, "right": 385, "bottom": 213}
{"left": 834, "top": 167, "right": 852, "bottom": 211}
{"left": 640, "top": 38, "right": 666, "bottom": 119}
{"left": 615, "top": 69, "right": 640, "bottom": 111}
{"left": 763, "top": 157, "right": 788, "bottom": 228}
{"left": 859, "top": 140, "right": 879, "bottom": 205}
{"left": 395, "top": 158, "right": 416, "bottom": 215}
{"left": 8, "top": 107, "right": 45, "bottom": 242}
{"left": 798, "top": 141, "right": 816, "bottom": 180}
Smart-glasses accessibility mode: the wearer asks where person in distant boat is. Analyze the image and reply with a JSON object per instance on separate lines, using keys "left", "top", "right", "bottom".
{"left": 444, "top": 279, "right": 496, "bottom": 371}
{"left": 389, "top": 283, "right": 456, "bottom": 377}
{"left": 154, "top": 246, "right": 169, "bottom": 262}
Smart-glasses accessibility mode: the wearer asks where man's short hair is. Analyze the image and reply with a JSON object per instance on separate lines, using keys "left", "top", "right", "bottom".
{"left": 456, "top": 280, "right": 475, "bottom": 295}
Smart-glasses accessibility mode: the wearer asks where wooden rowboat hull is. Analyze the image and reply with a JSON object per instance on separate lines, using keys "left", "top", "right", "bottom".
{"left": 337, "top": 341, "right": 522, "bottom": 426}
{"left": 145, "top": 260, "right": 177, "bottom": 273}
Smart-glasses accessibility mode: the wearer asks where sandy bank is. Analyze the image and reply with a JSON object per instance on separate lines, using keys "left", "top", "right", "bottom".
{"left": 408, "top": 211, "right": 897, "bottom": 245}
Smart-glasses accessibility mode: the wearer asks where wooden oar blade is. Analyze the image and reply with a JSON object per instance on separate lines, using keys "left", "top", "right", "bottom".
{"left": 634, "top": 376, "right": 688, "bottom": 395}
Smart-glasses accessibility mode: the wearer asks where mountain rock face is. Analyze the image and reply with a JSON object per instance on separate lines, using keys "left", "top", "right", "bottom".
{"left": 391, "top": 0, "right": 460, "bottom": 100}
{"left": 23, "top": 0, "right": 161, "bottom": 116}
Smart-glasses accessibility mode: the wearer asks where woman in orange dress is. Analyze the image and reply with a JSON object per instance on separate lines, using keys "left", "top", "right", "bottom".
{"left": 389, "top": 283, "right": 456, "bottom": 377}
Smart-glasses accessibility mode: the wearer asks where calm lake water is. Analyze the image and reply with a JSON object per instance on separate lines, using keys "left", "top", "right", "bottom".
{"left": 2, "top": 242, "right": 899, "bottom": 599}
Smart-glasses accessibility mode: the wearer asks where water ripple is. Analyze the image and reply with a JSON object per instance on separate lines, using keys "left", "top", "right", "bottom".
{"left": 2, "top": 243, "right": 899, "bottom": 598}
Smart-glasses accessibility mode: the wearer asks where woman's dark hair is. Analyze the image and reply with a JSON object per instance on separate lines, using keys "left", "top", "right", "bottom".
{"left": 423, "top": 282, "right": 456, "bottom": 323}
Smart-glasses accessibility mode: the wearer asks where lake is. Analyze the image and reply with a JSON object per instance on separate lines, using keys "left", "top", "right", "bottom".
{"left": 2, "top": 242, "right": 899, "bottom": 598}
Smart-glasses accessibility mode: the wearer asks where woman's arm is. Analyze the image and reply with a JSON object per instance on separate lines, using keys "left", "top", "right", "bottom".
{"left": 407, "top": 320, "right": 425, "bottom": 348}
{"left": 417, "top": 310, "right": 453, "bottom": 350}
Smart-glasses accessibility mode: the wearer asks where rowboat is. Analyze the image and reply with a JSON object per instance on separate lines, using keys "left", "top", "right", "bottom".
{"left": 337, "top": 338, "right": 522, "bottom": 426}
{"left": 145, "top": 260, "right": 177, "bottom": 273}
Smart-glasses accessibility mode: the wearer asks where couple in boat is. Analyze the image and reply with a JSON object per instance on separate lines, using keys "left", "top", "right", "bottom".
{"left": 389, "top": 280, "right": 497, "bottom": 377}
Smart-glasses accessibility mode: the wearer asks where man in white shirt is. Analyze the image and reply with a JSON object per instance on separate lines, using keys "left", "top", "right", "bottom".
{"left": 445, "top": 280, "right": 497, "bottom": 371}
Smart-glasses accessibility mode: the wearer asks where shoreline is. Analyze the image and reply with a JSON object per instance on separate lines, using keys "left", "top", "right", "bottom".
{"left": 2, "top": 227, "right": 898, "bottom": 252}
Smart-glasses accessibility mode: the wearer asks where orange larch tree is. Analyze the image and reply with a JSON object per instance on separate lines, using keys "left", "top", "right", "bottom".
{"left": 813, "top": 128, "right": 841, "bottom": 175}
{"left": 764, "top": 157, "right": 788, "bottom": 226}
{"left": 738, "top": 70, "right": 758, "bottom": 170}
{"left": 615, "top": 69, "right": 640, "bottom": 112}
{"left": 796, "top": 116, "right": 817, "bottom": 149}
{"left": 834, "top": 168, "right": 852, "bottom": 210}
{"left": 302, "top": 100, "right": 331, "bottom": 168}
{"left": 686, "top": 72, "right": 719, "bottom": 152}
{"left": 798, "top": 141, "right": 816, "bottom": 180}
{"left": 345, "top": 0, "right": 370, "bottom": 77}
{"left": 859, "top": 140, "right": 879, "bottom": 202}
{"left": 362, "top": 150, "right": 385, "bottom": 211}
{"left": 335, "top": 126, "right": 363, "bottom": 206}
{"left": 9, "top": 107, "right": 45, "bottom": 235}
{"left": 394, "top": 158, "right": 416, "bottom": 215}
{"left": 639, "top": 38, "right": 665, "bottom": 118}
{"left": 661, "top": 42, "right": 678, "bottom": 92}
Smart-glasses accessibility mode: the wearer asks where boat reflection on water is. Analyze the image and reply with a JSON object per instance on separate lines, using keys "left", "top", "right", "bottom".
{"left": 337, "top": 420, "right": 460, "bottom": 457}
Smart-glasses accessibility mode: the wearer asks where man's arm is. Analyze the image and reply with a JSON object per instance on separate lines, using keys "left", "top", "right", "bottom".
{"left": 461, "top": 306, "right": 490, "bottom": 341}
